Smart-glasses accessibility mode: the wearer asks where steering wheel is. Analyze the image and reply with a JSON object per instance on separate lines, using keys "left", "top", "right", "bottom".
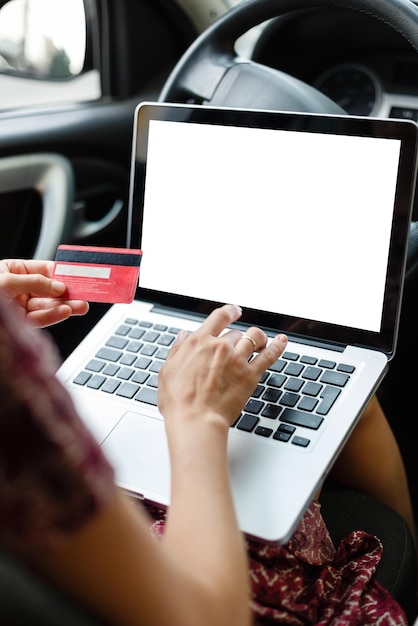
{"left": 160, "top": 0, "right": 418, "bottom": 114}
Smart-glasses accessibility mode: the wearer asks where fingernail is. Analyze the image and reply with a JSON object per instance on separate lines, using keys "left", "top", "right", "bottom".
{"left": 277, "top": 334, "right": 288, "bottom": 344}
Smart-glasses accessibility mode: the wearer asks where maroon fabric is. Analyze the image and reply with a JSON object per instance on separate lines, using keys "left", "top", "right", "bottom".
{"left": 0, "top": 297, "right": 114, "bottom": 556}
{"left": 147, "top": 501, "right": 407, "bottom": 625}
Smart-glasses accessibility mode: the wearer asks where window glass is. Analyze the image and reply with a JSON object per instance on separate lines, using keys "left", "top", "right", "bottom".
{"left": 0, "top": 0, "right": 100, "bottom": 110}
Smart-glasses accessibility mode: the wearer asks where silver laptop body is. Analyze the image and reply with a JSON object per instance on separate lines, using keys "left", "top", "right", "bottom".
{"left": 57, "top": 102, "right": 418, "bottom": 544}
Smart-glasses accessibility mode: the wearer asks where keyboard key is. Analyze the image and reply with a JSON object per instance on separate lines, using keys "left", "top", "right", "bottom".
{"left": 302, "top": 381, "right": 322, "bottom": 397}
{"left": 73, "top": 371, "right": 91, "bottom": 385}
{"left": 120, "top": 353, "right": 137, "bottom": 366}
{"left": 302, "top": 366, "right": 321, "bottom": 381}
{"left": 280, "top": 392, "right": 299, "bottom": 408}
{"left": 284, "top": 362, "right": 304, "bottom": 377}
{"left": 318, "top": 359, "right": 336, "bottom": 369}
{"left": 86, "top": 359, "right": 105, "bottom": 372}
{"left": 125, "top": 318, "right": 139, "bottom": 325}
{"left": 300, "top": 355, "right": 317, "bottom": 365}
{"left": 87, "top": 374, "right": 106, "bottom": 389}
{"left": 261, "top": 404, "right": 282, "bottom": 419}
{"left": 135, "top": 387, "right": 158, "bottom": 406}
{"left": 270, "top": 359, "right": 286, "bottom": 373}
{"left": 115, "top": 324, "right": 131, "bottom": 336}
{"left": 255, "top": 426, "right": 273, "bottom": 437}
{"left": 147, "top": 374, "right": 159, "bottom": 388}
{"left": 117, "top": 367, "right": 135, "bottom": 380}
{"left": 276, "top": 423, "right": 295, "bottom": 435}
{"left": 116, "top": 382, "right": 140, "bottom": 399}
{"left": 236, "top": 414, "right": 259, "bottom": 432}
{"left": 244, "top": 398, "right": 264, "bottom": 414}
{"left": 132, "top": 371, "right": 150, "bottom": 384}
{"left": 141, "top": 344, "right": 158, "bottom": 356}
{"left": 106, "top": 336, "right": 128, "bottom": 349}
{"left": 267, "top": 373, "right": 286, "bottom": 388}
{"left": 103, "top": 363, "right": 120, "bottom": 376}
{"left": 337, "top": 363, "right": 355, "bottom": 374}
{"left": 155, "top": 347, "right": 169, "bottom": 359}
{"left": 284, "top": 377, "right": 304, "bottom": 392}
{"left": 101, "top": 379, "right": 120, "bottom": 393}
{"left": 96, "top": 347, "right": 122, "bottom": 362}
{"left": 126, "top": 340, "right": 143, "bottom": 353}
{"left": 259, "top": 371, "right": 269, "bottom": 383}
{"left": 317, "top": 385, "right": 341, "bottom": 415}
{"left": 292, "top": 436, "right": 310, "bottom": 448}
{"left": 273, "top": 423, "right": 295, "bottom": 442}
{"left": 157, "top": 334, "right": 175, "bottom": 346}
{"left": 143, "top": 330, "right": 160, "bottom": 342}
{"left": 262, "top": 388, "right": 281, "bottom": 403}
{"left": 273, "top": 430, "right": 292, "bottom": 442}
{"left": 280, "top": 408, "right": 323, "bottom": 430}
{"left": 252, "top": 384, "right": 264, "bottom": 398}
{"left": 298, "top": 396, "right": 318, "bottom": 412}
{"left": 134, "top": 356, "right": 152, "bottom": 369}
{"left": 149, "top": 360, "right": 163, "bottom": 373}
{"left": 320, "top": 371, "right": 349, "bottom": 387}
{"left": 129, "top": 328, "right": 145, "bottom": 340}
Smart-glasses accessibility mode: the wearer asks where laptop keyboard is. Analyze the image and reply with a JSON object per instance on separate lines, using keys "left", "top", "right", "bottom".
{"left": 72, "top": 317, "right": 355, "bottom": 449}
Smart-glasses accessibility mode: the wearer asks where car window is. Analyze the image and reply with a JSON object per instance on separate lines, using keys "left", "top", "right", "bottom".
{"left": 0, "top": 0, "right": 257, "bottom": 112}
{"left": 0, "top": 0, "right": 100, "bottom": 110}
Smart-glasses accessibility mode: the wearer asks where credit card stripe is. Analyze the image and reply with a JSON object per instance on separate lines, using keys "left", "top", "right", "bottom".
{"left": 54, "top": 263, "right": 111, "bottom": 279}
{"left": 55, "top": 250, "right": 142, "bottom": 266}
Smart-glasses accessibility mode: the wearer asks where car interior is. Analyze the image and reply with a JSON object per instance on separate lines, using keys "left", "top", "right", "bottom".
{"left": 1, "top": 0, "right": 418, "bottom": 623}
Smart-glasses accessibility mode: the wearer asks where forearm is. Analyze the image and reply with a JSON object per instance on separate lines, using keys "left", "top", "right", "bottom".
{"left": 34, "top": 482, "right": 251, "bottom": 626}
{"left": 164, "top": 416, "right": 252, "bottom": 626}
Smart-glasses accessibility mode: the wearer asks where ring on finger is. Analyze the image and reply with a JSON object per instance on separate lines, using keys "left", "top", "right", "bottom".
{"left": 241, "top": 334, "right": 257, "bottom": 351}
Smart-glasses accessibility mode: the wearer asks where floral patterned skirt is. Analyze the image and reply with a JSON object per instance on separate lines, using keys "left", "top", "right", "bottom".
{"left": 146, "top": 501, "right": 407, "bottom": 626}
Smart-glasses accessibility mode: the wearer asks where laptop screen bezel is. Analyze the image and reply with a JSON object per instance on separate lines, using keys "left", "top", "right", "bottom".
{"left": 127, "top": 102, "right": 418, "bottom": 358}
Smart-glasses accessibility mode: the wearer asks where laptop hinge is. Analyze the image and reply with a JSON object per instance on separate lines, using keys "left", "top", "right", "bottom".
{"left": 151, "top": 305, "right": 348, "bottom": 354}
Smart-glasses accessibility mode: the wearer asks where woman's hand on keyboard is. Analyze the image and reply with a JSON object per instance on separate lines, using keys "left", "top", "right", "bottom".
{"left": 0, "top": 258, "right": 89, "bottom": 327}
{"left": 158, "top": 303, "right": 288, "bottom": 431}
{"left": 156, "top": 303, "right": 287, "bottom": 626}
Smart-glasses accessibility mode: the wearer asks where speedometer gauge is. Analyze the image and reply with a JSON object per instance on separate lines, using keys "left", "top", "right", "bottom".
{"left": 314, "top": 64, "right": 381, "bottom": 116}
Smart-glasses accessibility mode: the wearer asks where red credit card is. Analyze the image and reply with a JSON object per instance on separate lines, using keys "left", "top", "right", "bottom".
{"left": 52, "top": 245, "right": 142, "bottom": 303}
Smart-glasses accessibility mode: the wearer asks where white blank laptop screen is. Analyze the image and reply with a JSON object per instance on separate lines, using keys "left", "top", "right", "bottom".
{"left": 140, "top": 120, "right": 400, "bottom": 333}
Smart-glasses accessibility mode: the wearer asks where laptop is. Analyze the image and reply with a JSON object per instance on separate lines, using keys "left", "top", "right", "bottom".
{"left": 57, "top": 101, "right": 418, "bottom": 544}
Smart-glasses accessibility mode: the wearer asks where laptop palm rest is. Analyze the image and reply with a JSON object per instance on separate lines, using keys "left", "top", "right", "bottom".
{"left": 101, "top": 409, "right": 318, "bottom": 544}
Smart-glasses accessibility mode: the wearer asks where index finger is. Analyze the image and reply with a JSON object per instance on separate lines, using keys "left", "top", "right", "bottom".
{"left": 0, "top": 259, "right": 54, "bottom": 278}
{"left": 195, "top": 304, "right": 243, "bottom": 337}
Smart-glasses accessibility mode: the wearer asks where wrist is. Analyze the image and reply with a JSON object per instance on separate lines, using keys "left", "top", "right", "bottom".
{"left": 165, "top": 407, "right": 230, "bottom": 434}
{"left": 165, "top": 409, "right": 230, "bottom": 457}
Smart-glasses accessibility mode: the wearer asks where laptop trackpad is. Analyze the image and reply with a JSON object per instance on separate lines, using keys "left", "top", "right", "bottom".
{"left": 102, "top": 411, "right": 171, "bottom": 503}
